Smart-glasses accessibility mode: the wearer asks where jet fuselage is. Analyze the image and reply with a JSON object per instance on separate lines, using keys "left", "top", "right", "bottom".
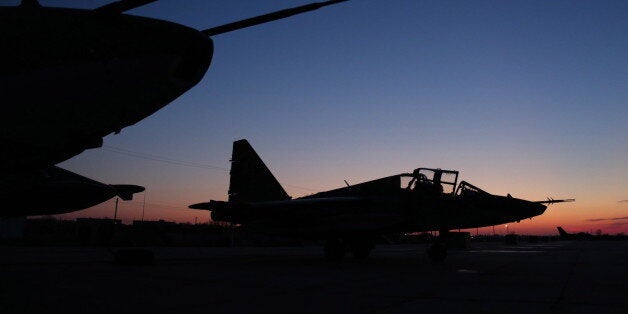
{"left": 209, "top": 176, "right": 547, "bottom": 238}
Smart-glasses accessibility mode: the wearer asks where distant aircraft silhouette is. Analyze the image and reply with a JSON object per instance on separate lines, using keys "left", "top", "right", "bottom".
{"left": 190, "top": 140, "right": 575, "bottom": 261}
{"left": 1, "top": 0, "right": 346, "bottom": 216}
{"left": 557, "top": 226, "right": 594, "bottom": 240}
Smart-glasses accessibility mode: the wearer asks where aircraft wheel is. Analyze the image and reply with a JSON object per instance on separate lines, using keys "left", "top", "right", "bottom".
{"left": 351, "top": 247, "right": 371, "bottom": 259}
{"left": 348, "top": 240, "right": 374, "bottom": 259}
{"left": 113, "top": 248, "right": 154, "bottom": 266}
{"left": 324, "top": 238, "right": 346, "bottom": 261}
{"left": 427, "top": 243, "right": 447, "bottom": 262}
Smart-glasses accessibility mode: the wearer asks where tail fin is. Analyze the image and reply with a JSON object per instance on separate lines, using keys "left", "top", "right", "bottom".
{"left": 557, "top": 227, "right": 569, "bottom": 237}
{"left": 228, "top": 139, "right": 290, "bottom": 203}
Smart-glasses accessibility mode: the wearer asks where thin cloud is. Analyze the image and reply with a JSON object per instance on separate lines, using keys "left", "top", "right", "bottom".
{"left": 619, "top": 200, "right": 628, "bottom": 203}
{"left": 586, "top": 216, "right": 628, "bottom": 222}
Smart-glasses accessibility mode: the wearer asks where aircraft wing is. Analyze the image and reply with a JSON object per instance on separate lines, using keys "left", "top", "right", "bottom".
{"left": 237, "top": 196, "right": 404, "bottom": 237}
{"left": 190, "top": 197, "right": 365, "bottom": 212}
{"left": 192, "top": 196, "right": 406, "bottom": 233}
{"left": 1, "top": 166, "right": 144, "bottom": 217}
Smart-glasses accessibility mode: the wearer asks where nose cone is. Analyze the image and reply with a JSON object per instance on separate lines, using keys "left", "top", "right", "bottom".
{"left": 501, "top": 197, "right": 548, "bottom": 221}
{"left": 532, "top": 202, "right": 547, "bottom": 217}
{"left": 517, "top": 200, "right": 546, "bottom": 218}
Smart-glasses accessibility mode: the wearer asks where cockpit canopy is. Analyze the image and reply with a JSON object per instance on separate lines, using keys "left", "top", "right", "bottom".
{"left": 401, "top": 168, "right": 459, "bottom": 195}
{"left": 455, "top": 180, "right": 489, "bottom": 196}
{"left": 399, "top": 168, "right": 490, "bottom": 198}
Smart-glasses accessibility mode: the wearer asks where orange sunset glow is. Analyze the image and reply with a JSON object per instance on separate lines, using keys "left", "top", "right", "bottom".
{"left": 40, "top": 0, "right": 628, "bottom": 236}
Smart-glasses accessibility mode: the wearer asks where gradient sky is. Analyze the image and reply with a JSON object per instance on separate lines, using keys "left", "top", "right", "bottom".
{"left": 27, "top": 0, "right": 628, "bottom": 235}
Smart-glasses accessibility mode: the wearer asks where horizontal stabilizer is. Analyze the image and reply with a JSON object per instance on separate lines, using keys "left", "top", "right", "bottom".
{"left": 189, "top": 200, "right": 227, "bottom": 211}
{"left": 110, "top": 184, "right": 145, "bottom": 200}
{"left": 189, "top": 202, "right": 210, "bottom": 210}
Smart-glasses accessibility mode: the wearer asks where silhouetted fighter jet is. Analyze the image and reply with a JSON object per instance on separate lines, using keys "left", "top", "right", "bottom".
{"left": 557, "top": 226, "right": 594, "bottom": 240}
{"left": 190, "top": 140, "right": 574, "bottom": 261}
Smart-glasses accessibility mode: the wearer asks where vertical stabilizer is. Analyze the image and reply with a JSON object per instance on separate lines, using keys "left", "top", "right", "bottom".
{"left": 557, "top": 227, "right": 569, "bottom": 237}
{"left": 228, "top": 140, "right": 290, "bottom": 203}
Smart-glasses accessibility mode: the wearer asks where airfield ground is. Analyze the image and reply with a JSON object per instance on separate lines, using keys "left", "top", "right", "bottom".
{"left": 1, "top": 241, "right": 627, "bottom": 313}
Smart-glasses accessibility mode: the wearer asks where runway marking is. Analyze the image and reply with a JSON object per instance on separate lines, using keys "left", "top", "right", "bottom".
{"left": 467, "top": 250, "right": 544, "bottom": 253}
{"left": 550, "top": 247, "right": 582, "bottom": 310}
{"left": 457, "top": 269, "right": 481, "bottom": 274}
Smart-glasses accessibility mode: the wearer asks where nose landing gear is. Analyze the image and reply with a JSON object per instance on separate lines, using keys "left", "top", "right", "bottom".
{"left": 324, "top": 237, "right": 374, "bottom": 261}
{"left": 324, "top": 238, "right": 346, "bottom": 261}
{"left": 427, "top": 242, "right": 447, "bottom": 262}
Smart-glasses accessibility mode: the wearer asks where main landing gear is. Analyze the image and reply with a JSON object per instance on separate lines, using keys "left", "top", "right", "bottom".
{"left": 426, "top": 243, "right": 447, "bottom": 262}
{"left": 324, "top": 237, "right": 374, "bottom": 261}
{"left": 427, "top": 229, "right": 449, "bottom": 262}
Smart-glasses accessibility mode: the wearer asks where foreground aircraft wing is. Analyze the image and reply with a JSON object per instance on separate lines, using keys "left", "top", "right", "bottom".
{"left": 0, "top": 167, "right": 144, "bottom": 217}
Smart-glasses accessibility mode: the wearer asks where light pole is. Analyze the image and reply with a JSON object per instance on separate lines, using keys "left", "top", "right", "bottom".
{"left": 113, "top": 197, "right": 119, "bottom": 222}
{"left": 141, "top": 190, "right": 146, "bottom": 222}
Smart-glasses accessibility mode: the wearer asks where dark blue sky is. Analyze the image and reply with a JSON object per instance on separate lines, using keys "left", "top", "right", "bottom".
{"left": 21, "top": 0, "right": 627, "bottom": 233}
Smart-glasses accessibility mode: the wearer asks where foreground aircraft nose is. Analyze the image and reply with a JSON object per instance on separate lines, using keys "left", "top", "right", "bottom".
{"left": 533, "top": 202, "right": 547, "bottom": 216}
{"left": 169, "top": 32, "right": 214, "bottom": 85}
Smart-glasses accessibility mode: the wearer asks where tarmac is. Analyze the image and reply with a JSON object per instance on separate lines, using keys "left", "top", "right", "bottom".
{"left": 1, "top": 241, "right": 627, "bottom": 313}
